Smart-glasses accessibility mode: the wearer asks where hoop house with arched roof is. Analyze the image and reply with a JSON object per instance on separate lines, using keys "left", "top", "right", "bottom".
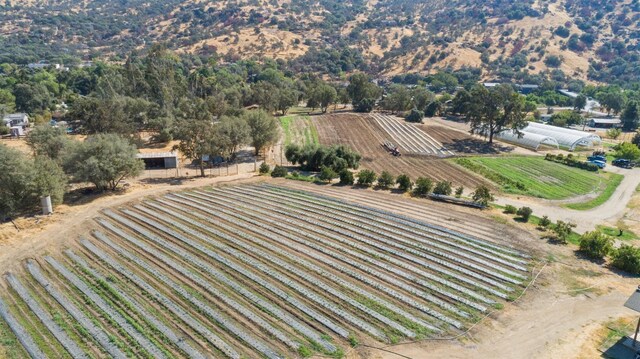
{"left": 523, "top": 122, "right": 601, "bottom": 150}
{"left": 496, "top": 130, "right": 560, "bottom": 151}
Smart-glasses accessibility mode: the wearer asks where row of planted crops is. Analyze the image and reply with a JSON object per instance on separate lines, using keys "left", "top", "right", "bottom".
{"left": 371, "top": 113, "right": 454, "bottom": 157}
{"left": 0, "top": 184, "right": 532, "bottom": 358}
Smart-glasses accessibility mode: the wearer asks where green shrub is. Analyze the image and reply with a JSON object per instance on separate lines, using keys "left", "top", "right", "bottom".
{"left": 271, "top": 165, "right": 288, "bottom": 178}
{"left": 470, "top": 185, "right": 494, "bottom": 206}
{"left": 285, "top": 143, "right": 361, "bottom": 172}
{"left": 454, "top": 186, "right": 464, "bottom": 198}
{"left": 433, "top": 181, "right": 452, "bottom": 196}
{"left": 552, "top": 220, "right": 576, "bottom": 243}
{"left": 318, "top": 166, "right": 338, "bottom": 182}
{"left": 396, "top": 174, "right": 413, "bottom": 192}
{"left": 339, "top": 169, "right": 354, "bottom": 185}
{"left": 539, "top": 215, "right": 551, "bottom": 228}
{"left": 413, "top": 177, "right": 433, "bottom": 197}
{"left": 0, "top": 126, "right": 9, "bottom": 136}
{"left": 578, "top": 231, "right": 614, "bottom": 260}
{"left": 504, "top": 205, "right": 517, "bottom": 214}
{"left": 259, "top": 162, "right": 270, "bottom": 174}
{"left": 516, "top": 206, "right": 533, "bottom": 222}
{"left": 612, "top": 245, "right": 640, "bottom": 274}
{"left": 356, "top": 169, "right": 376, "bottom": 187}
{"left": 405, "top": 108, "right": 424, "bottom": 123}
{"left": 297, "top": 345, "right": 313, "bottom": 358}
{"left": 377, "top": 171, "right": 395, "bottom": 189}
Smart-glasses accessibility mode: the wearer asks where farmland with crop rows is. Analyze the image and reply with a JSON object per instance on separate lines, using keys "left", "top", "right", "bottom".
{"left": 0, "top": 183, "right": 532, "bottom": 358}
{"left": 312, "top": 113, "right": 488, "bottom": 187}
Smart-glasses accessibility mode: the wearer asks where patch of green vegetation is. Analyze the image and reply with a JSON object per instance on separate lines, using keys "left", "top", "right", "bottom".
{"left": 298, "top": 345, "right": 313, "bottom": 358}
{"left": 565, "top": 173, "right": 624, "bottom": 210}
{"left": 279, "top": 115, "right": 319, "bottom": 146}
{"left": 596, "top": 225, "right": 638, "bottom": 241}
{"left": 453, "top": 156, "right": 608, "bottom": 200}
{"left": 285, "top": 172, "right": 319, "bottom": 183}
{"left": 279, "top": 116, "right": 294, "bottom": 146}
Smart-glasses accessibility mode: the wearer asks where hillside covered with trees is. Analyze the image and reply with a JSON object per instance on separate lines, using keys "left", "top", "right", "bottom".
{"left": 2, "top": 0, "right": 640, "bottom": 85}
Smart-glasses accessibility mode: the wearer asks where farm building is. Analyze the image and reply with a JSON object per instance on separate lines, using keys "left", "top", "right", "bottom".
{"left": 136, "top": 152, "right": 179, "bottom": 169}
{"left": 587, "top": 118, "right": 621, "bottom": 128}
{"left": 2, "top": 113, "right": 29, "bottom": 128}
{"left": 523, "top": 122, "right": 601, "bottom": 150}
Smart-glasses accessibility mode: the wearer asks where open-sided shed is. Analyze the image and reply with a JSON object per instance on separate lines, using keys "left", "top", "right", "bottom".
{"left": 136, "top": 152, "right": 179, "bottom": 169}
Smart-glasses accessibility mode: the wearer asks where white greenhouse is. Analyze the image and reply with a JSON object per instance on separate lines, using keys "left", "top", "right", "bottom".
{"left": 523, "top": 122, "right": 601, "bottom": 150}
{"left": 496, "top": 130, "right": 560, "bottom": 151}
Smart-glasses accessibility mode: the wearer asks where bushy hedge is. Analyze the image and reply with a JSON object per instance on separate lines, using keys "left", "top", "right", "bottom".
{"left": 271, "top": 165, "right": 288, "bottom": 177}
{"left": 579, "top": 231, "right": 613, "bottom": 260}
{"left": 545, "top": 153, "right": 599, "bottom": 172}
{"left": 611, "top": 245, "right": 640, "bottom": 274}
{"left": 259, "top": 162, "right": 270, "bottom": 174}
{"left": 285, "top": 144, "right": 361, "bottom": 172}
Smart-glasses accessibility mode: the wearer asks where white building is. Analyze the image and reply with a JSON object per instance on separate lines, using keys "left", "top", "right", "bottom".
{"left": 2, "top": 113, "right": 29, "bottom": 128}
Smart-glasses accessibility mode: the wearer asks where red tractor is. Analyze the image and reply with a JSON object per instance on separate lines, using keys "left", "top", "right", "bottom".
{"left": 381, "top": 142, "right": 401, "bottom": 157}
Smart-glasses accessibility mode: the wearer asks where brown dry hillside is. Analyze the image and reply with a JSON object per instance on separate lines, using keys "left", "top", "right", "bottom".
{"left": 2, "top": 0, "right": 639, "bottom": 82}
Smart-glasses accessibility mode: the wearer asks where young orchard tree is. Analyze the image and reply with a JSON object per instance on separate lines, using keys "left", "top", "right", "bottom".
{"left": 377, "top": 171, "right": 395, "bottom": 189}
{"left": 396, "top": 174, "right": 413, "bottom": 192}
{"left": 471, "top": 185, "right": 494, "bottom": 206}
{"left": 356, "top": 169, "right": 376, "bottom": 187}
{"left": 579, "top": 231, "right": 614, "bottom": 260}
{"left": 553, "top": 220, "right": 576, "bottom": 244}
{"left": 339, "top": 169, "right": 355, "bottom": 185}
{"left": 433, "top": 181, "right": 453, "bottom": 196}
{"left": 413, "top": 177, "right": 433, "bottom": 197}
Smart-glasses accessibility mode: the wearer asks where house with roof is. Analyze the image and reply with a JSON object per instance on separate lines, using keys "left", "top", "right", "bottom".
{"left": 2, "top": 113, "right": 29, "bottom": 128}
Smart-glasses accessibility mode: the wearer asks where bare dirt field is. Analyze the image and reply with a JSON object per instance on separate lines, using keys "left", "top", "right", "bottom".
{"left": 311, "top": 113, "right": 488, "bottom": 188}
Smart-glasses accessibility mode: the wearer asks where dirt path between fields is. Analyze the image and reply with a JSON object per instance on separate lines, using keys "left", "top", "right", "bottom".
{"left": 494, "top": 168, "right": 640, "bottom": 233}
{"left": 0, "top": 173, "right": 257, "bottom": 273}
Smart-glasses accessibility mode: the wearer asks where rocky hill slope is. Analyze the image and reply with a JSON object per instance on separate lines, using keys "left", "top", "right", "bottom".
{"left": 2, "top": 0, "right": 639, "bottom": 83}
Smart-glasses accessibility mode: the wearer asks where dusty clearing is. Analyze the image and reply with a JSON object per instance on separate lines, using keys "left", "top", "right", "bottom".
{"left": 311, "top": 113, "right": 489, "bottom": 188}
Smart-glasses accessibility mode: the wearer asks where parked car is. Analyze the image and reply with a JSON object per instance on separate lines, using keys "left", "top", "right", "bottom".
{"left": 588, "top": 160, "right": 607, "bottom": 169}
{"left": 613, "top": 158, "right": 634, "bottom": 168}
{"left": 588, "top": 155, "right": 607, "bottom": 163}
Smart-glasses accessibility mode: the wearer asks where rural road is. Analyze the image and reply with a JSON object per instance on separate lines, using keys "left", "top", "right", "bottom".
{"left": 495, "top": 167, "right": 640, "bottom": 233}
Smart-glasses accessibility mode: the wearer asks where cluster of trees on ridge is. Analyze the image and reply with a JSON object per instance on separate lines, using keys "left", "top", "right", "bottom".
{"left": 2, "top": 0, "right": 639, "bottom": 85}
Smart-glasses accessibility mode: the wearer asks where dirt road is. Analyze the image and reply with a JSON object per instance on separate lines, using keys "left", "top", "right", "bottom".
{"left": 495, "top": 168, "right": 640, "bottom": 233}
